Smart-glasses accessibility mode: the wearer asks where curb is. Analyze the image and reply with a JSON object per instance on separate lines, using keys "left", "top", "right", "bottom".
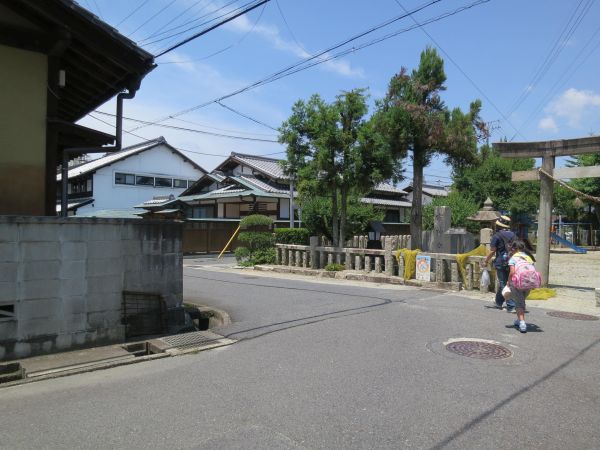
{"left": 253, "top": 265, "right": 462, "bottom": 291}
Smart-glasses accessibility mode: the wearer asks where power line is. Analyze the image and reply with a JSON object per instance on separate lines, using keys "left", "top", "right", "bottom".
{"left": 275, "top": 0, "right": 307, "bottom": 54}
{"left": 139, "top": 0, "right": 244, "bottom": 44}
{"left": 159, "top": 2, "right": 268, "bottom": 65}
{"left": 143, "top": 0, "right": 262, "bottom": 48}
{"left": 167, "top": 116, "right": 277, "bottom": 137}
{"left": 116, "top": 0, "right": 151, "bottom": 27}
{"left": 505, "top": 0, "right": 594, "bottom": 122}
{"left": 392, "top": 0, "right": 524, "bottom": 140}
{"left": 216, "top": 101, "right": 279, "bottom": 131}
{"left": 88, "top": 114, "right": 285, "bottom": 159}
{"left": 130, "top": 0, "right": 449, "bottom": 131}
{"left": 154, "top": 0, "right": 271, "bottom": 57}
{"left": 92, "top": 112, "right": 279, "bottom": 142}
{"left": 129, "top": 0, "right": 179, "bottom": 38}
{"left": 511, "top": 20, "right": 600, "bottom": 139}
{"left": 138, "top": 0, "right": 211, "bottom": 41}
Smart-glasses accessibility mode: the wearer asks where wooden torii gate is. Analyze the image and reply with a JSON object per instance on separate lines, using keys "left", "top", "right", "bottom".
{"left": 494, "top": 136, "right": 600, "bottom": 286}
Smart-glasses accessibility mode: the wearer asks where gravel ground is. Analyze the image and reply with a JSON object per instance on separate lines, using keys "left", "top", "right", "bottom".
{"left": 460, "top": 249, "right": 600, "bottom": 316}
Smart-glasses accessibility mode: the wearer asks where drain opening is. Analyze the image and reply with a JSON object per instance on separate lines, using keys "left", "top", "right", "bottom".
{"left": 122, "top": 342, "right": 165, "bottom": 357}
{"left": 546, "top": 311, "right": 599, "bottom": 321}
{"left": 445, "top": 340, "right": 512, "bottom": 359}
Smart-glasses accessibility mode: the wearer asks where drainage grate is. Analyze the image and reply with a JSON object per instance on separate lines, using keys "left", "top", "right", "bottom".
{"left": 160, "top": 330, "right": 223, "bottom": 351}
{"left": 445, "top": 340, "right": 512, "bottom": 360}
{"left": 547, "top": 311, "right": 599, "bottom": 321}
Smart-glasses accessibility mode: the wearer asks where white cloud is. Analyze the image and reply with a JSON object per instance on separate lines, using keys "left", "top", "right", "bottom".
{"left": 545, "top": 88, "right": 600, "bottom": 128}
{"left": 225, "top": 9, "right": 364, "bottom": 78}
{"left": 538, "top": 116, "right": 558, "bottom": 133}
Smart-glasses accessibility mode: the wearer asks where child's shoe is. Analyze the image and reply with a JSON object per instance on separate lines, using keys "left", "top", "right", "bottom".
{"left": 519, "top": 320, "right": 527, "bottom": 333}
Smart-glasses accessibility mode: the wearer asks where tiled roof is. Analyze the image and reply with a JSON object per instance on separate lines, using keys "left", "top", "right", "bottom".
{"left": 231, "top": 153, "right": 287, "bottom": 179}
{"left": 57, "top": 137, "right": 206, "bottom": 180}
{"left": 403, "top": 183, "right": 450, "bottom": 197}
{"left": 75, "top": 209, "right": 142, "bottom": 219}
{"left": 374, "top": 182, "right": 406, "bottom": 194}
{"left": 237, "top": 175, "right": 290, "bottom": 194}
{"left": 361, "top": 197, "right": 412, "bottom": 208}
{"left": 55, "top": 197, "right": 94, "bottom": 212}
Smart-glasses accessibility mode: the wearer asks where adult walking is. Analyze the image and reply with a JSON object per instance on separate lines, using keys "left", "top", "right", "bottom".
{"left": 483, "top": 215, "right": 516, "bottom": 312}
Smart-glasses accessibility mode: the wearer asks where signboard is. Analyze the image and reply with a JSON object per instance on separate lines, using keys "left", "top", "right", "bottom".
{"left": 415, "top": 255, "right": 431, "bottom": 281}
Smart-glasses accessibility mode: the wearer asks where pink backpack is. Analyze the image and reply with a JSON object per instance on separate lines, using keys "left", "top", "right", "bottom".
{"left": 511, "top": 257, "right": 541, "bottom": 290}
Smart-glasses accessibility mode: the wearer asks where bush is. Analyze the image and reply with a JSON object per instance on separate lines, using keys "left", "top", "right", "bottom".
{"left": 274, "top": 228, "right": 310, "bottom": 245}
{"left": 240, "top": 214, "right": 273, "bottom": 229}
{"left": 251, "top": 247, "right": 276, "bottom": 265}
{"left": 324, "top": 263, "right": 345, "bottom": 271}
{"left": 238, "top": 231, "right": 274, "bottom": 250}
{"left": 235, "top": 215, "right": 275, "bottom": 266}
{"left": 234, "top": 246, "right": 251, "bottom": 263}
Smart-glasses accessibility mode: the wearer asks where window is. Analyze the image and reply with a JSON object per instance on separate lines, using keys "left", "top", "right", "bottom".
{"left": 0, "top": 304, "right": 15, "bottom": 320}
{"left": 155, "top": 177, "right": 173, "bottom": 188}
{"left": 173, "top": 179, "right": 188, "bottom": 188}
{"left": 189, "top": 206, "right": 214, "bottom": 218}
{"left": 115, "top": 172, "right": 135, "bottom": 185}
{"left": 136, "top": 175, "right": 154, "bottom": 186}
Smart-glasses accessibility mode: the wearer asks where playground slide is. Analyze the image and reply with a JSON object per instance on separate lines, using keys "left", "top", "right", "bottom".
{"left": 550, "top": 232, "right": 587, "bottom": 254}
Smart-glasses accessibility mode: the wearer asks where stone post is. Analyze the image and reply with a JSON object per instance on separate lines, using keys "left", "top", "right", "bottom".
{"left": 345, "top": 249, "right": 353, "bottom": 270}
{"left": 480, "top": 228, "right": 493, "bottom": 251}
{"left": 295, "top": 250, "right": 301, "bottom": 267}
{"left": 355, "top": 255, "right": 362, "bottom": 271}
{"left": 327, "top": 253, "right": 334, "bottom": 266}
{"left": 309, "top": 236, "right": 318, "bottom": 269}
{"left": 302, "top": 251, "right": 308, "bottom": 268}
{"left": 465, "top": 264, "right": 473, "bottom": 290}
{"left": 431, "top": 206, "right": 452, "bottom": 253}
{"left": 275, "top": 246, "right": 280, "bottom": 265}
{"left": 397, "top": 252, "right": 404, "bottom": 278}
{"left": 374, "top": 256, "right": 382, "bottom": 273}
{"left": 450, "top": 262, "right": 459, "bottom": 283}
{"left": 364, "top": 255, "right": 371, "bottom": 273}
{"left": 384, "top": 237, "right": 394, "bottom": 276}
{"left": 319, "top": 250, "right": 326, "bottom": 269}
{"left": 282, "top": 247, "right": 288, "bottom": 265}
{"left": 596, "top": 288, "right": 600, "bottom": 308}
{"left": 435, "top": 259, "right": 444, "bottom": 282}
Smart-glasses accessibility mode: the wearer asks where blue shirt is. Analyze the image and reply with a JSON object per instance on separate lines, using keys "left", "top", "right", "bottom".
{"left": 490, "top": 230, "right": 516, "bottom": 267}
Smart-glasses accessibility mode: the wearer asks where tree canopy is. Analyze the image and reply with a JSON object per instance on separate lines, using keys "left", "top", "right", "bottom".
{"left": 375, "top": 47, "right": 486, "bottom": 248}
{"left": 279, "top": 89, "right": 396, "bottom": 246}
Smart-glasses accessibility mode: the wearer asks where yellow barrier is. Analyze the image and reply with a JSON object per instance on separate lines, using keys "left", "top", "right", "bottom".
{"left": 218, "top": 225, "right": 241, "bottom": 259}
{"left": 455, "top": 245, "right": 487, "bottom": 285}
{"left": 394, "top": 248, "right": 421, "bottom": 280}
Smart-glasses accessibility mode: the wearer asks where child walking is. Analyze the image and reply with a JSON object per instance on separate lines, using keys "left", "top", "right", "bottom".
{"left": 507, "top": 240, "right": 537, "bottom": 333}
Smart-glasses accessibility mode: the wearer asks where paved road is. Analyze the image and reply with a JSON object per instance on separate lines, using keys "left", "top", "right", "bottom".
{"left": 1, "top": 260, "right": 599, "bottom": 449}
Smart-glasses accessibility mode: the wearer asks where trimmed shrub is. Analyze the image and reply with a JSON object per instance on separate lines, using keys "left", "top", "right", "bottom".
{"left": 324, "top": 263, "right": 345, "bottom": 271}
{"left": 234, "top": 214, "right": 275, "bottom": 266}
{"left": 240, "top": 214, "right": 273, "bottom": 229}
{"left": 274, "top": 228, "right": 310, "bottom": 245}
{"left": 238, "top": 231, "right": 274, "bottom": 250}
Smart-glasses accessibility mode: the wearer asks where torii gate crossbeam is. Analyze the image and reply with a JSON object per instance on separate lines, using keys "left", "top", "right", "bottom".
{"left": 494, "top": 136, "right": 600, "bottom": 286}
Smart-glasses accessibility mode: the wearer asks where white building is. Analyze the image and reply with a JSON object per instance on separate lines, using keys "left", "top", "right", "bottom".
{"left": 56, "top": 137, "right": 206, "bottom": 216}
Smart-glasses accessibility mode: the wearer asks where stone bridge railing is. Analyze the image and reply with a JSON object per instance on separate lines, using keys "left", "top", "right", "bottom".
{"left": 275, "top": 236, "right": 489, "bottom": 291}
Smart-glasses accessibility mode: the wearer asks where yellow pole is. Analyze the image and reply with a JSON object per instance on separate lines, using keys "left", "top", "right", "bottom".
{"left": 218, "top": 225, "right": 241, "bottom": 259}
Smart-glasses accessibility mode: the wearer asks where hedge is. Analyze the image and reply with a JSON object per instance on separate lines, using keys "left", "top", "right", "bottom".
{"left": 274, "top": 228, "right": 310, "bottom": 245}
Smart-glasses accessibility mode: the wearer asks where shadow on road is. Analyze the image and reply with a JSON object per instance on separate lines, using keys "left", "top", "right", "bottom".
{"left": 430, "top": 337, "right": 600, "bottom": 449}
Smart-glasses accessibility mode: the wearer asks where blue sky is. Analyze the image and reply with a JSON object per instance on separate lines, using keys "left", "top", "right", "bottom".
{"left": 78, "top": 0, "right": 600, "bottom": 186}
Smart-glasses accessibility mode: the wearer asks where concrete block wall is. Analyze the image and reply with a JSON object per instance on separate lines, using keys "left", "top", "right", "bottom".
{"left": 0, "top": 216, "right": 183, "bottom": 361}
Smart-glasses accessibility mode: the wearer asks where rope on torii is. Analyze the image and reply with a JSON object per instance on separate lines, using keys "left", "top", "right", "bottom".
{"left": 538, "top": 167, "right": 600, "bottom": 204}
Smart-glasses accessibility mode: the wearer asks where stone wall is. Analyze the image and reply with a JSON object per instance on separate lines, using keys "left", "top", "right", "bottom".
{"left": 0, "top": 216, "right": 182, "bottom": 361}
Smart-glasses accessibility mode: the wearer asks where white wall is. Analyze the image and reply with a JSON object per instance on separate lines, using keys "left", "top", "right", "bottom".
{"left": 78, "top": 145, "right": 204, "bottom": 214}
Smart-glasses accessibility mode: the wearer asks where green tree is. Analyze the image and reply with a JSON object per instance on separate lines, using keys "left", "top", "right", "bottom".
{"left": 422, "top": 191, "right": 480, "bottom": 234}
{"left": 566, "top": 153, "right": 600, "bottom": 224}
{"left": 300, "top": 195, "right": 384, "bottom": 241}
{"left": 452, "top": 145, "right": 539, "bottom": 216}
{"left": 376, "top": 47, "right": 485, "bottom": 249}
{"left": 279, "top": 89, "right": 396, "bottom": 246}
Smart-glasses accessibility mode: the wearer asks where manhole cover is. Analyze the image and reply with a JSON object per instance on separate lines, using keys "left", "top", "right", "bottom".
{"left": 547, "top": 311, "right": 599, "bottom": 321}
{"left": 445, "top": 340, "right": 512, "bottom": 359}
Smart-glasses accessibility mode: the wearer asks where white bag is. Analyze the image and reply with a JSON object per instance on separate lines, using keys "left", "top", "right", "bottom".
{"left": 480, "top": 268, "right": 490, "bottom": 291}
{"left": 502, "top": 284, "right": 512, "bottom": 300}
